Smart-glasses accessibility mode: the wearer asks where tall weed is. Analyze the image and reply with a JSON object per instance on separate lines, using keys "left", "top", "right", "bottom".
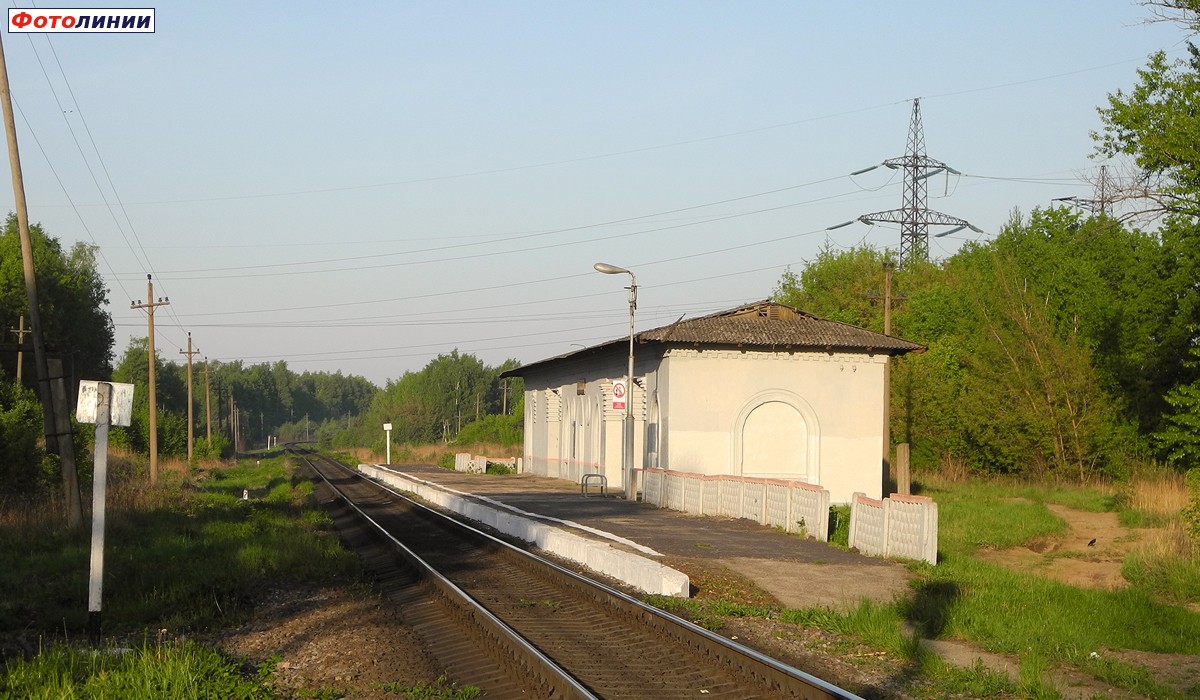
{"left": 1123, "top": 520, "right": 1200, "bottom": 604}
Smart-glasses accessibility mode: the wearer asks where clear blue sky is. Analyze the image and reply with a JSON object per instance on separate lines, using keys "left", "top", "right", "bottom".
{"left": 0, "top": 1, "right": 1186, "bottom": 385}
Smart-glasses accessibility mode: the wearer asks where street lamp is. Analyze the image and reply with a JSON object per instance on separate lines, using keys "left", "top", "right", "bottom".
{"left": 593, "top": 262, "right": 637, "bottom": 500}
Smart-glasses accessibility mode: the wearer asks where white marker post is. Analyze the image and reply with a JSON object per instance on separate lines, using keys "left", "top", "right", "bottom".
{"left": 383, "top": 423, "right": 392, "bottom": 464}
{"left": 76, "top": 380, "right": 135, "bottom": 644}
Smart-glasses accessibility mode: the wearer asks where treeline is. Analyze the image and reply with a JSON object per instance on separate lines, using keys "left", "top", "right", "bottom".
{"left": 110, "top": 339, "right": 377, "bottom": 458}
{"left": 110, "top": 344, "right": 524, "bottom": 461}
{"left": 332, "top": 350, "right": 524, "bottom": 455}
{"left": 774, "top": 208, "right": 1199, "bottom": 480}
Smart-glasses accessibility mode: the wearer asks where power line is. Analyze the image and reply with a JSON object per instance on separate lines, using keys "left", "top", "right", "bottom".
{"left": 109, "top": 175, "right": 853, "bottom": 279}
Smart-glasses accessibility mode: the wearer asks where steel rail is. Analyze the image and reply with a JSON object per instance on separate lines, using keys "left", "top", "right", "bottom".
{"left": 293, "top": 447, "right": 599, "bottom": 700}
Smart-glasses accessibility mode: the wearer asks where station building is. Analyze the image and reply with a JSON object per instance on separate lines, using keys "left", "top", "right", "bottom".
{"left": 502, "top": 301, "right": 924, "bottom": 504}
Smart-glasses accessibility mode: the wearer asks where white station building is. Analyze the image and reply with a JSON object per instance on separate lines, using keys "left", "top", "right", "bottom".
{"left": 503, "top": 301, "right": 924, "bottom": 504}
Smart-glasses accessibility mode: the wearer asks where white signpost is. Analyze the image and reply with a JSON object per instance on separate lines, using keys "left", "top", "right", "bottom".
{"left": 75, "top": 380, "right": 134, "bottom": 643}
{"left": 383, "top": 422, "right": 392, "bottom": 465}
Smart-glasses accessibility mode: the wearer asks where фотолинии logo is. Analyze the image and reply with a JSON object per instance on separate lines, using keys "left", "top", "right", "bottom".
{"left": 8, "top": 8, "right": 154, "bottom": 33}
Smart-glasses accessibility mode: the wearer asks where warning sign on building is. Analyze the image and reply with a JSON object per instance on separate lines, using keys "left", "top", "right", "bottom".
{"left": 612, "top": 379, "right": 627, "bottom": 411}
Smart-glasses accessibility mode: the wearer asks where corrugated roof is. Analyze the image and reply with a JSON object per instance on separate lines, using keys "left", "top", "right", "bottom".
{"left": 638, "top": 301, "right": 924, "bottom": 352}
{"left": 502, "top": 301, "right": 923, "bottom": 377}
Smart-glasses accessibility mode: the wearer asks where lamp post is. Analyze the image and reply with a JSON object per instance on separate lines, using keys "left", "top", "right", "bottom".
{"left": 594, "top": 262, "right": 637, "bottom": 500}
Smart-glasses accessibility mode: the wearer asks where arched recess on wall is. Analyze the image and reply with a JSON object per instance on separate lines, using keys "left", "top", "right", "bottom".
{"left": 730, "top": 389, "right": 820, "bottom": 484}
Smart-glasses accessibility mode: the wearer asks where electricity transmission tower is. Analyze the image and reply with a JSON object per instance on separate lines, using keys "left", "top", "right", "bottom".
{"left": 1053, "top": 163, "right": 1113, "bottom": 216}
{"left": 847, "top": 98, "right": 979, "bottom": 267}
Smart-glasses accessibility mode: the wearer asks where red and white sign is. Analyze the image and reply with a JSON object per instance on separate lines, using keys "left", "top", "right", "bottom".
{"left": 612, "top": 380, "right": 627, "bottom": 411}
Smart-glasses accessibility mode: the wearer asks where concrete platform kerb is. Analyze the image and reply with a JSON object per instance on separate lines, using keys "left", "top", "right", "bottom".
{"left": 358, "top": 464, "right": 691, "bottom": 598}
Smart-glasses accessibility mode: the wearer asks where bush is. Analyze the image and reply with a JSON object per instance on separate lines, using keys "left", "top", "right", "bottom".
{"left": 1184, "top": 468, "right": 1200, "bottom": 540}
{"left": 453, "top": 414, "right": 522, "bottom": 447}
{"left": 829, "top": 505, "right": 850, "bottom": 546}
{"left": 0, "top": 379, "right": 44, "bottom": 493}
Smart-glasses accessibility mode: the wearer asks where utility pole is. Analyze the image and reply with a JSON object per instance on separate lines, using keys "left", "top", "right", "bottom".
{"left": 848, "top": 98, "right": 979, "bottom": 267}
{"left": 179, "top": 333, "right": 199, "bottom": 462}
{"left": 9, "top": 315, "right": 28, "bottom": 381}
{"left": 0, "top": 33, "right": 82, "bottom": 527}
{"left": 881, "top": 263, "right": 894, "bottom": 493}
{"left": 866, "top": 262, "right": 907, "bottom": 494}
{"left": 204, "top": 357, "right": 212, "bottom": 445}
{"left": 229, "top": 394, "right": 237, "bottom": 455}
{"left": 130, "top": 275, "right": 169, "bottom": 484}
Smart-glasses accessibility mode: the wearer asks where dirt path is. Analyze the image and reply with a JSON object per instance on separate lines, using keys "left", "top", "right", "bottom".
{"left": 976, "top": 502, "right": 1143, "bottom": 590}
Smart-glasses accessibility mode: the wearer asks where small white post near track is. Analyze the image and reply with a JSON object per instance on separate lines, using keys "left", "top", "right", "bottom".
{"left": 76, "top": 380, "right": 134, "bottom": 643}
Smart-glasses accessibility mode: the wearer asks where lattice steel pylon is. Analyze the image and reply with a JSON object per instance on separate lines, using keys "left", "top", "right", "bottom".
{"left": 855, "top": 98, "right": 978, "bottom": 267}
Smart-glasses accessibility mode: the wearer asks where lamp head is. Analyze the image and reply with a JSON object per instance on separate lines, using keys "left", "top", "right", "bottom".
{"left": 593, "top": 262, "right": 629, "bottom": 275}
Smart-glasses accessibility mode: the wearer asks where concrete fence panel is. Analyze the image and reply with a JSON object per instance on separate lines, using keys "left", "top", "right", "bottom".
{"left": 644, "top": 469, "right": 665, "bottom": 503}
{"left": 718, "top": 479, "right": 742, "bottom": 518}
{"left": 682, "top": 478, "right": 703, "bottom": 514}
{"left": 701, "top": 479, "right": 720, "bottom": 516}
{"left": 640, "top": 469, "right": 830, "bottom": 542}
{"left": 848, "top": 493, "right": 886, "bottom": 558}
{"left": 849, "top": 492, "right": 938, "bottom": 565}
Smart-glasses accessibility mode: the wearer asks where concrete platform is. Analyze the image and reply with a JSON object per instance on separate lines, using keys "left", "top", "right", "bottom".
{"left": 360, "top": 464, "right": 912, "bottom": 610}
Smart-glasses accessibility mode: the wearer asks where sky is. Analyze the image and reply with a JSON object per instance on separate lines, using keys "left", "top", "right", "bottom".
{"left": 0, "top": 1, "right": 1188, "bottom": 387}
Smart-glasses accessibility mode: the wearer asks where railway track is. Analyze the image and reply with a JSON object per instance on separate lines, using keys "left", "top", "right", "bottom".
{"left": 292, "top": 447, "right": 863, "bottom": 700}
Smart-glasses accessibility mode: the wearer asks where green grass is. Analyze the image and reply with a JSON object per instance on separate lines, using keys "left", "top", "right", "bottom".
{"left": 0, "top": 640, "right": 272, "bottom": 699}
{"left": 0, "top": 455, "right": 362, "bottom": 696}
{"left": 378, "top": 673, "right": 483, "bottom": 699}
{"left": 646, "top": 475, "right": 1200, "bottom": 699}
{"left": 1122, "top": 543, "right": 1200, "bottom": 605}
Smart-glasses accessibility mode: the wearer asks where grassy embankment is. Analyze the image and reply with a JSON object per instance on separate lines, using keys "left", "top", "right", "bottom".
{"left": 651, "top": 469, "right": 1200, "bottom": 699}
{"left": 0, "top": 449, "right": 479, "bottom": 699}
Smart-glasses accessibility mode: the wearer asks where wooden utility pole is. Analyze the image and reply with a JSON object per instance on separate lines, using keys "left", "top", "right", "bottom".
{"left": 130, "top": 275, "right": 169, "bottom": 484}
{"left": 204, "top": 357, "right": 212, "bottom": 444}
{"left": 0, "top": 33, "right": 82, "bottom": 527}
{"left": 10, "top": 315, "right": 28, "bottom": 381}
{"left": 179, "top": 333, "right": 199, "bottom": 462}
{"left": 882, "top": 262, "right": 894, "bottom": 493}
{"left": 229, "top": 394, "right": 235, "bottom": 455}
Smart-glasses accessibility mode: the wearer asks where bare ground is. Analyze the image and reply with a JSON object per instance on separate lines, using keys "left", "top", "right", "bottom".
{"left": 209, "top": 583, "right": 452, "bottom": 699}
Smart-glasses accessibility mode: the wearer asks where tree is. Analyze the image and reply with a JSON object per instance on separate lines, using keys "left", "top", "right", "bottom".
{"left": 953, "top": 252, "right": 1128, "bottom": 480}
{"left": 772, "top": 244, "right": 892, "bottom": 330}
{"left": 112, "top": 338, "right": 187, "bottom": 457}
{"left": 0, "top": 214, "right": 114, "bottom": 383}
{"left": 1155, "top": 341, "right": 1200, "bottom": 466}
{"left": 1094, "top": 44, "right": 1200, "bottom": 218}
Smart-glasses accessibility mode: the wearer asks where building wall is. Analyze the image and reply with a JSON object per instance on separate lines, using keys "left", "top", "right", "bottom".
{"left": 519, "top": 345, "right": 888, "bottom": 503}
{"left": 519, "top": 348, "right": 650, "bottom": 486}
{"left": 658, "top": 348, "right": 887, "bottom": 503}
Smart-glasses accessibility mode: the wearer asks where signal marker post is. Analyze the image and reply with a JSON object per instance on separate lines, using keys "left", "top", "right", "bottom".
{"left": 383, "top": 423, "right": 392, "bottom": 465}
{"left": 76, "top": 380, "right": 135, "bottom": 643}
